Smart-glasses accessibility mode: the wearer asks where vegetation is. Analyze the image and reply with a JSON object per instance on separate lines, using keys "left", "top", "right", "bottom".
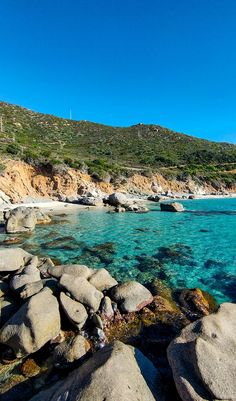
{"left": 0, "top": 101, "right": 235, "bottom": 188}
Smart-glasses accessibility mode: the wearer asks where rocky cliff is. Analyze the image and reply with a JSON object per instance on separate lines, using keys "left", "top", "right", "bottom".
{"left": 0, "top": 160, "right": 235, "bottom": 204}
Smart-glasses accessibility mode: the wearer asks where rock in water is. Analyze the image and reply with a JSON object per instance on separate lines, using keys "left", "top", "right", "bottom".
{"left": 110, "top": 281, "right": 153, "bottom": 312}
{"left": 167, "top": 302, "right": 236, "bottom": 401}
{"left": 160, "top": 202, "right": 184, "bottom": 212}
{"left": 4, "top": 206, "right": 37, "bottom": 233}
{"left": 60, "top": 274, "right": 103, "bottom": 312}
{"left": 0, "top": 247, "right": 33, "bottom": 272}
{"left": 107, "top": 192, "right": 127, "bottom": 206}
{"left": 60, "top": 292, "right": 88, "bottom": 329}
{"left": 30, "top": 341, "right": 162, "bottom": 401}
{"left": 0, "top": 288, "right": 61, "bottom": 357}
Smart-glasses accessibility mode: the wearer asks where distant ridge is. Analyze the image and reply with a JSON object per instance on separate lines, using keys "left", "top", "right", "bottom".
{"left": 0, "top": 100, "right": 235, "bottom": 168}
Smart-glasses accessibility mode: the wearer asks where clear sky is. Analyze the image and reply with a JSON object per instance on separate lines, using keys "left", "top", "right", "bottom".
{"left": 0, "top": 0, "right": 235, "bottom": 143}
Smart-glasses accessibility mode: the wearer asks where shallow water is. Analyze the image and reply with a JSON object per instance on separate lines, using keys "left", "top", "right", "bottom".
{"left": 1, "top": 198, "right": 236, "bottom": 303}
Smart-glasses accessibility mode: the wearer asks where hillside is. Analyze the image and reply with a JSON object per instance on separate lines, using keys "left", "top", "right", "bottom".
{"left": 0, "top": 101, "right": 235, "bottom": 193}
{"left": 0, "top": 101, "right": 236, "bottom": 169}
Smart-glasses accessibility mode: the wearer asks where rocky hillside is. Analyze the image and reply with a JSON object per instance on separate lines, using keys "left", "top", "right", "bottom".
{"left": 0, "top": 101, "right": 236, "bottom": 169}
{"left": 0, "top": 160, "right": 234, "bottom": 204}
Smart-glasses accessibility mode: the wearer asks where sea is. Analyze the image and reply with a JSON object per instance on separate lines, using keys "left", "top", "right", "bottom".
{"left": 1, "top": 198, "right": 236, "bottom": 303}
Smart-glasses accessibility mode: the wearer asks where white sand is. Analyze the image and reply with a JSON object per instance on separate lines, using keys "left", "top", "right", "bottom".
{"left": 0, "top": 201, "right": 94, "bottom": 215}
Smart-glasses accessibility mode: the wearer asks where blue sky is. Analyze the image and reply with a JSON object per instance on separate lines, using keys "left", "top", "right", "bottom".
{"left": 0, "top": 0, "right": 235, "bottom": 143}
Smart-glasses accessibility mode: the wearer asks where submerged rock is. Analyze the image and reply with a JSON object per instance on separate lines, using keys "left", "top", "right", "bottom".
{"left": 110, "top": 281, "right": 153, "bottom": 313}
{"left": 176, "top": 287, "right": 217, "bottom": 320}
{"left": 0, "top": 288, "right": 61, "bottom": 357}
{"left": 30, "top": 341, "right": 162, "bottom": 401}
{"left": 167, "top": 302, "right": 236, "bottom": 401}
{"left": 160, "top": 202, "right": 184, "bottom": 212}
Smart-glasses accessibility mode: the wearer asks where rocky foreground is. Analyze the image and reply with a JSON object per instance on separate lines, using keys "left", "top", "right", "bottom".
{"left": 0, "top": 241, "right": 236, "bottom": 401}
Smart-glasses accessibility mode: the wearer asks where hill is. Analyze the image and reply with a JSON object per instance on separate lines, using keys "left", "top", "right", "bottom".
{"left": 0, "top": 101, "right": 235, "bottom": 191}
{"left": 0, "top": 101, "right": 235, "bottom": 168}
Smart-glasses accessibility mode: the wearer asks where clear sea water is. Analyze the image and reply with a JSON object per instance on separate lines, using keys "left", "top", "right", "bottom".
{"left": 1, "top": 198, "right": 236, "bottom": 303}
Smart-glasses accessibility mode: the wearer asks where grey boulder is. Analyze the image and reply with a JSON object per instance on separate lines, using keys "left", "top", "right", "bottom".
{"left": 110, "top": 281, "right": 153, "bottom": 312}
{"left": 0, "top": 247, "right": 33, "bottom": 272}
{"left": 4, "top": 206, "right": 37, "bottom": 233}
{"left": 30, "top": 341, "right": 162, "bottom": 401}
{"left": 167, "top": 302, "right": 236, "bottom": 401}
{"left": 160, "top": 202, "right": 184, "bottom": 212}
{"left": 60, "top": 292, "right": 88, "bottom": 329}
{"left": 0, "top": 287, "right": 61, "bottom": 357}
{"left": 89, "top": 268, "right": 118, "bottom": 291}
{"left": 60, "top": 274, "right": 103, "bottom": 312}
{"left": 107, "top": 192, "right": 127, "bottom": 206}
{"left": 10, "top": 256, "right": 41, "bottom": 291}
{"left": 53, "top": 334, "right": 90, "bottom": 368}
{"left": 48, "top": 264, "right": 92, "bottom": 279}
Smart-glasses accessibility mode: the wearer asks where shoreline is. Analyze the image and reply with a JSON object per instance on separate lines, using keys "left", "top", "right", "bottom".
{"left": 0, "top": 192, "right": 235, "bottom": 215}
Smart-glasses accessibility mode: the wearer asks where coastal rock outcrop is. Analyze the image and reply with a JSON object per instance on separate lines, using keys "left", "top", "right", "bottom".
{"left": 110, "top": 281, "right": 153, "bottom": 313}
{"left": 0, "top": 247, "right": 33, "bottom": 272}
{"left": 0, "top": 287, "right": 61, "bottom": 357}
{"left": 167, "top": 302, "right": 236, "bottom": 401}
{"left": 160, "top": 202, "right": 184, "bottom": 212}
{"left": 4, "top": 206, "right": 37, "bottom": 233}
{"left": 3, "top": 206, "right": 51, "bottom": 233}
{"left": 30, "top": 341, "right": 161, "bottom": 401}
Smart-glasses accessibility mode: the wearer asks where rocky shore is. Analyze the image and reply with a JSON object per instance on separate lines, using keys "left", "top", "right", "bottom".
{"left": 0, "top": 238, "right": 235, "bottom": 401}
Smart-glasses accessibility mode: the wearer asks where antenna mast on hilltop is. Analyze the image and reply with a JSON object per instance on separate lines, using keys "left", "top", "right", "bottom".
{"left": 70, "top": 109, "right": 72, "bottom": 120}
{"left": 0, "top": 115, "right": 3, "bottom": 132}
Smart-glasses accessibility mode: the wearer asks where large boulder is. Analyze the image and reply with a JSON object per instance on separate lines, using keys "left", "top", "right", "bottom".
{"left": 48, "top": 264, "right": 92, "bottom": 279}
{"left": 60, "top": 274, "right": 103, "bottom": 312}
{"left": 167, "top": 302, "right": 236, "bottom": 401}
{"left": 110, "top": 281, "right": 153, "bottom": 313}
{"left": 160, "top": 202, "right": 184, "bottom": 212}
{"left": 4, "top": 206, "right": 37, "bottom": 233}
{"left": 0, "top": 248, "right": 33, "bottom": 272}
{"left": 88, "top": 268, "right": 118, "bottom": 291}
{"left": 10, "top": 256, "right": 41, "bottom": 291}
{"left": 0, "top": 288, "right": 61, "bottom": 357}
{"left": 107, "top": 192, "right": 127, "bottom": 206}
{"left": 60, "top": 292, "right": 88, "bottom": 329}
{"left": 30, "top": 341, "right": 162, "bottom": 401}
{"left": 53, "top": 334, "right": 91, "bottom": 368}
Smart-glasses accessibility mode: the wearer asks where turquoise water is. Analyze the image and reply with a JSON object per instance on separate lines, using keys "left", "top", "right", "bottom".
{"left": 1, "top": 198, "right": 236, "bottom": 303}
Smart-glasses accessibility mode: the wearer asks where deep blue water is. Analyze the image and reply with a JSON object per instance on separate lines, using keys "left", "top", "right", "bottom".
{"left": 1, "top": 198, "right": 236, "bottom": 303}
